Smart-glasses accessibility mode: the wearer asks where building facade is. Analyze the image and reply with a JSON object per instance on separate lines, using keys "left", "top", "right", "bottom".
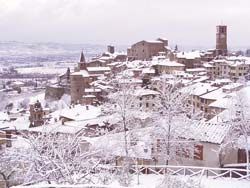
{"left": 127, "top": 38, "right": 169, "bottom": 61}
{"left": 216, "top": 25, "right": 227, "bottom": 56}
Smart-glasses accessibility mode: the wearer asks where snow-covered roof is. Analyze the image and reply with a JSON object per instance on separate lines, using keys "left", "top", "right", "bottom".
{"left": 193, "top": 76, "right": 209, "bottom": 83}
{"left": 0, "top": 115, "right": 30, "bottom": 131}
{"left": 200, "top": 88, "right": 226, "bottom": 100}
{"left": 107, "top": 61, "right": 124, "bottom": 66}
{"left": 99, "top": 56, "right": 113, "bottom": 61}
{"left": 0, "top": 112, "right": 10, "bottom": 121}
{"left": 181, "top": 83, "right": 218, "bottom": 96}
{"left": 176, "top": 51, "right": 201, "bottom": 59}
{"left": 91, "top": 121, "right": 230, "bottom": 161}
{"left": 28, "top": 122, "right": 86, "bottom": 135}
{"left": 87, "top": 67, "right": 111, "bottom": 72}
{"left": 142, "top": 68, "right": 155, "bottom": 74}
{"left": 60, "top": 105, "right": 101, "bottom": 121}
{"left": 11, "top": 81, "right": 25, "bottom": 86}
{"left": 144, "top": 40, "right": 163, "bottom": 44}
{"left": 152, "top": 59, "right": 185, "bottom": 67}
{"left": 71, "top": 70, "right": 89, "bottom": 77}
{"left": 185, "top": 122, "right": 231, "bottom": 144}
{"left": 221, "top": 83, "right": 243, "bottom": 91}
{"left": 118, "top": 78, "right": 143, "bottom": 84}
{"left": 186, "top": 68, "right": 206, "bottom": 72}
{"left": 64, "top": 113, "right": 121, "bottom": 128}
{"left": 212, "top": 79, "right": 232, "bottom": 85}
{"left": 209, "top": 85, "right": 250, "bottom": 121}
{"left": 208, "top": 96, "right": 233, "bottom": 109}
{"left": 133, "top": 89, "right": 159, "bottom": 96}
{"left": 82, "top": 95, "right": 96, "bottom": 98}
{"left": 85, "top": 88, "right": 102, "bottom": 93}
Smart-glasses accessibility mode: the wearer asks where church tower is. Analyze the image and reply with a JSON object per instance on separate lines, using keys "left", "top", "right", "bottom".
{"left": 216, "top": 25, "right": 227, "bottom": 56}
{"left": 78, "top": 51, "right": 87, "bottom": 70}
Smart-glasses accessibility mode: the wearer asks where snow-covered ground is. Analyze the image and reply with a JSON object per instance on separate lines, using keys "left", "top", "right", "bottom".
{"left": 12, "top": 175, "right": 250, "bottom": 188}
{"left": 16, "top": 67, "right": 69, "bottom": 75}
{"left": 131, "top": 175, "right": 250, "bottom": 188}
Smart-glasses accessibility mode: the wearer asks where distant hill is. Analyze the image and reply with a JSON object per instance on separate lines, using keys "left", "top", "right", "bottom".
{"left": 0, "top": 41, "right": 126, "bottom": 64}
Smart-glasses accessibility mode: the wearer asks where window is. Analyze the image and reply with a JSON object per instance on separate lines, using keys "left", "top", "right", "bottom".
{"left": 146, "top": 103, "right": 149, "bottom": 108}
{"left": 238, "top": 149, "right": 250, "bottom": 163}
{"left": 157, "top": 139, "right": 161, "bottom": 152}
{"left": 194, "top": 145, "right": 203, "bottom": 160}
{"left": 201, "top": 98, "right": 204, "bottom": 103}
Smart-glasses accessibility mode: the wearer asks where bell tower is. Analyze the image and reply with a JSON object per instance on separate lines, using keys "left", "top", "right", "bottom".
{"left": 216, "top": 25, "right": 227, "bottom": 56}
{"left": 78, "top": 51, "right": 87, "bottom": 70}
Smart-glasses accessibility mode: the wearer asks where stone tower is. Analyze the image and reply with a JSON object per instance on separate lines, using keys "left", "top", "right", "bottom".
{"left": 29, "top": 100, "right": 44, "bottom": 127}
{"left": 107, "top": 45, "right": 115, "bottom": 54}
{"left": 70, "top": 73, "right": 85, "bottom": 104}
{"left": 71, "top": 51, "right": 90, "bottom": 104}
{"left": 216, "top": 25, "right": 227, "bottom": 56}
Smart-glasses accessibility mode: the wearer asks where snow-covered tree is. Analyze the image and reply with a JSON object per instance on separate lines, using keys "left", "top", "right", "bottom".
{"left": 151, "top": 76, "right": 201, "bottom": 165}
{"left": 220, "top": 89, "right": 250, "bottom": 175}
{"left": 21, "top": 130, "right": 101, "bottom": 185}
{"left": 0, "top": 148, "right": 26, "bottom": 188}
{"left": 102, "top": 74, "right": 155, "bottom": 186}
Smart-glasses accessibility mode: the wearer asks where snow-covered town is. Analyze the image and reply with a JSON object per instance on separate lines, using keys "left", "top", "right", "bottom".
{"left": 1, "top": 1, "right": 250, "bottom": 188}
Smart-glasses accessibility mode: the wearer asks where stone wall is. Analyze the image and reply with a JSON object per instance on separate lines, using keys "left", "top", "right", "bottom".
{"left": 45, "top": 85, "right": 70, "bottom": 101}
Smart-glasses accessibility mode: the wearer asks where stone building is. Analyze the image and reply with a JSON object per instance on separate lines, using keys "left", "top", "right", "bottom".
{"left": 29, "top": 100, "right": 45, "bottom": 127}
{"left": 45, "top": 68, "right": 71, "bottom": 100}
{"left": 107, "top": 45, "right": 115, "bottom": 54}
{"left": 127, "top": 38, "right": 169, "bottom": 61}
{"left": 216, "top": 25, "right": 227, "bottom": 56}
{"left": 205, "top": 57, "right": 250, "bottom": 80}
{"left": 152, "top": 59, "right": 185, "bottom": 75}
{"left": 176, "top": 51, "right": 202, "bottom": 69}
{"left": 70, "top": 70, "right": 90, "bottom": 104}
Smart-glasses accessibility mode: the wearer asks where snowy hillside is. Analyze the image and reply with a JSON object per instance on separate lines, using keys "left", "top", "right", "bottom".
{"left": 0, "top": 41, "right": 126, "bottom": 65}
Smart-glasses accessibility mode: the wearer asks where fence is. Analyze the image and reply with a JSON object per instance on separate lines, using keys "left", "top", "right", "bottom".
{"left": 5, "top": 165, "right": 250, "bottom": 188}
{"left": 127, "top": 165, "right": 250, "bottom": 180}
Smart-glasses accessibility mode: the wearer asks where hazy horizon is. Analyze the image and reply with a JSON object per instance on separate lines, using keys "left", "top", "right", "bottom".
{"left": 0, "top": 0, "right": 250, "bottom": 49}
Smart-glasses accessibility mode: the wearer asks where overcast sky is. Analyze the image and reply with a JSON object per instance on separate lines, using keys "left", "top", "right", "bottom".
{"left": 0, "top": 0, "right": 249, "bottom": 48}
